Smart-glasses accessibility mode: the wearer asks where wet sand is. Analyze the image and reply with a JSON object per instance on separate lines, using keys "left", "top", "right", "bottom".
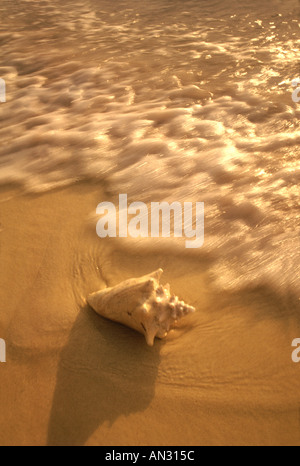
{"left": 0, "top": 184, "right": 299, "bottom": 446}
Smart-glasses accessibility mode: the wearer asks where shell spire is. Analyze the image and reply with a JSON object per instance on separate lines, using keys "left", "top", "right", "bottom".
{"left": 87, "top": 269, "right": 195, "bottom": 346}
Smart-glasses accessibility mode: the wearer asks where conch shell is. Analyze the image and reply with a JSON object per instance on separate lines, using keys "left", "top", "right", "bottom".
{"left": 87, "top": 269, "right": 195, "bottom": 346}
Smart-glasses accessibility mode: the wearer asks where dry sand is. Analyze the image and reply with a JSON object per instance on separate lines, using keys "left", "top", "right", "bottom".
{"left": 0, "top": 183, "right": 299, "bottom": 446}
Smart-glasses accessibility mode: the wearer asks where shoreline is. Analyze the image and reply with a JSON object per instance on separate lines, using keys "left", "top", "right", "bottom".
{"left": 0, "top": 183, "right": 299, "bottom": 446}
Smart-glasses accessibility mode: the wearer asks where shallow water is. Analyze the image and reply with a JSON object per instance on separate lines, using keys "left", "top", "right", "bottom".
{"left": 0, "top": 0, "right": 299, "bottom": 293}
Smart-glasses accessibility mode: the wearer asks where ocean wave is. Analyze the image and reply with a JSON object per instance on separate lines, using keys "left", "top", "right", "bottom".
{"left": 0, "top": 0, "right": 299, "bottom": 294}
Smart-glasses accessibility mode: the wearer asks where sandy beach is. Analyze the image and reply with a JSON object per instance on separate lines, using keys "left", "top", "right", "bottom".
{"left": 0, "top": 183, "right": 299, "bottom": 446}
{"left": 1, "top": 0, "right": 300, "bottom": 447}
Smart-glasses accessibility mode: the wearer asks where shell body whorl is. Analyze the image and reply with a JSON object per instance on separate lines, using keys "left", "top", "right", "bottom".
{"left": 87, "top": 269, "right": 195, "bottom": 346}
